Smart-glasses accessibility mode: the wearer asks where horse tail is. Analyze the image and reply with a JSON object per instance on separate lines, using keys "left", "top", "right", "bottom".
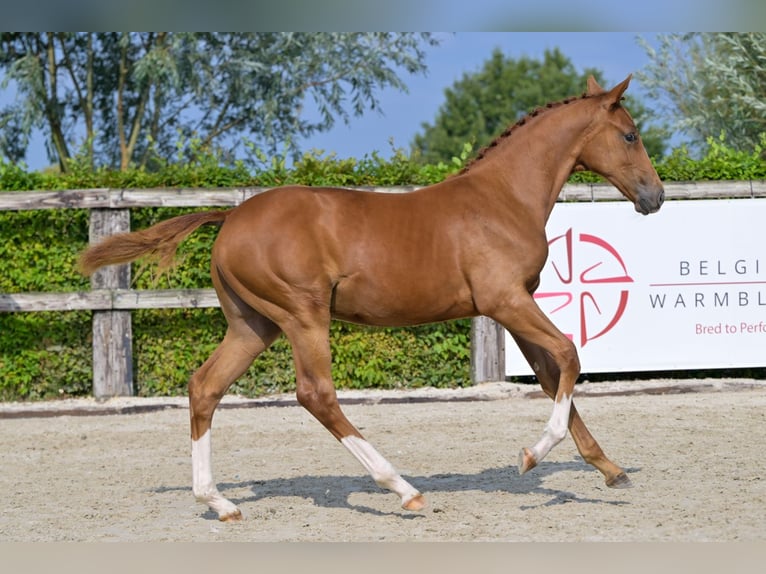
{"left": 78, "top": 209, "right": 233, "bottom": 276}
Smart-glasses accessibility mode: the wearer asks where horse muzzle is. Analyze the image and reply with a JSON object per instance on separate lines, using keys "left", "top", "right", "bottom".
{"left": 635, "top": 186, "right": 665, "bottom": 215}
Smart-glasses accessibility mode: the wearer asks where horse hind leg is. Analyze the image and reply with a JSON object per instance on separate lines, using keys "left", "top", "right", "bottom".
{"left": 285, "top": 319, "right": 425, "bottom": 511}
{"left": 511, "top": 333, "right": 632, "bottom": 488}
{"left": 189, "top": 315, "right": 281, "bottom": 521}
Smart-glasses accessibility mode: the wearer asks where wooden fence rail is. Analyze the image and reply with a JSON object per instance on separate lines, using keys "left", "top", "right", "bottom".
{"left": 2, "top": 181, "right": 765, "bottom": 397}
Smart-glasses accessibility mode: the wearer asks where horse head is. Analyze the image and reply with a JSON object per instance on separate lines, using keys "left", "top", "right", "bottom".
{"left": 575, "top": 75, "right": 665, "bottom": 215}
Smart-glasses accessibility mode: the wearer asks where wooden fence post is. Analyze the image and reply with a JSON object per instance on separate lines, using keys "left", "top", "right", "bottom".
{"left": 470, "top": 316, "right": 506, "bottom": 383}
{"left": 89, "top": 208, "right": 133, "bottom": 398}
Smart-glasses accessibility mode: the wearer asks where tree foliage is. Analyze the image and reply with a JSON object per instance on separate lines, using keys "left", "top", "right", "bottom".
{"left": 0, "top": 32, "right": 438, "bottom": 171}
{"left": 638, "top": 33, "right": 766, "bottom": 154}
{"left": 411, "top": 47, "right": 668, "bottom": 164}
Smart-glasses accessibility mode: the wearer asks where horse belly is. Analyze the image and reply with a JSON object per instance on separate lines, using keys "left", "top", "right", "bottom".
{"left": 330, "top": 272, "right": 474, "bottom": 327}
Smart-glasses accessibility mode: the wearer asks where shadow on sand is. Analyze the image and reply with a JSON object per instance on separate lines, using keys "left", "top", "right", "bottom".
{"left": 154, "top": 457, "right": 638, "bottom": 520}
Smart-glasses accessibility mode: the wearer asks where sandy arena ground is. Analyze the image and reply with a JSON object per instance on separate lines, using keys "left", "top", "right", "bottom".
{"left": 1, "top": 379, "right": 765, "bottom": 542}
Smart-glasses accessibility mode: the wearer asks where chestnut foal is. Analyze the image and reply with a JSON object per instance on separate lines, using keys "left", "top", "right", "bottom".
{"left": 80, "top": 76, "right": 663, "bottom": 520}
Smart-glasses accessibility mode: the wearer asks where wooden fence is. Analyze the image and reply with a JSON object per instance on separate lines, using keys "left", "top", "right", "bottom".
{"left": 2, "top": 180, "right": 765, "bottom": 398}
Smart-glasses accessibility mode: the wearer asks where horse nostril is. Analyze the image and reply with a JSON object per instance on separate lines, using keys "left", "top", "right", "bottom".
{"left": 658, "top": 189, "right": 665, "bottom": 205}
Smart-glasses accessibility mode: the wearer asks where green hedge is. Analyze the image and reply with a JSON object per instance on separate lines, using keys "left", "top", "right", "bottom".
{"left": 1, "top": 137, "right": 765, "bottom": 401}
{"left": 0, "top": 149, "right": 470, "bottom": 402}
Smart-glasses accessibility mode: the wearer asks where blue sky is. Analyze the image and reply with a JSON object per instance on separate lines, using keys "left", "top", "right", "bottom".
{"left": 4, "top": 32, "right": 664, "bottom": 171}
{"left": 303, "top": 32, "right": 663, "bottom": 161}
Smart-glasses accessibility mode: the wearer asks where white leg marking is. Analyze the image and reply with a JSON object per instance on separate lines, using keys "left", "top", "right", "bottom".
{"left": 341, "top": 436, "right": 421, "bottom": 508}
{"left": 192, "top": 430, "right": 239, "bottom": 518}
{"left": 530, "top": 393, "right": 572, "bottom": 463}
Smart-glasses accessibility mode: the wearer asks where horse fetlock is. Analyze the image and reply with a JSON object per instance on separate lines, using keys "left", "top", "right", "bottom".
{"left": 192, "top": 481, "right": 220, "bottom": 500}
{"left": 543, "top": 421, "right": 569, "bottom": 445}
{"left": 373, "top": 471, "right": 399, "bottom": 491}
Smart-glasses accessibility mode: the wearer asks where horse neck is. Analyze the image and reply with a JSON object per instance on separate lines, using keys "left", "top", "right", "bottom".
{"left": 464, "top": 99, "right": 595, "bottom": 224}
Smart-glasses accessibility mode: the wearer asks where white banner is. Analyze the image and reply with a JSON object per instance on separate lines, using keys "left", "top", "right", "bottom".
{"left": 505, "top": 198, "right": 766, "bottom": 376}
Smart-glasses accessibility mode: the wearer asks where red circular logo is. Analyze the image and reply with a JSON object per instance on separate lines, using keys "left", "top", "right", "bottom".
{"left": 535, "top": 228, "right": 633, "bottom": 347}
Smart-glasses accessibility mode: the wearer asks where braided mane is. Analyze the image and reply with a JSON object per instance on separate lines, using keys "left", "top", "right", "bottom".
{"left": 455, "top": 92, "right": 591, "bottom": 176}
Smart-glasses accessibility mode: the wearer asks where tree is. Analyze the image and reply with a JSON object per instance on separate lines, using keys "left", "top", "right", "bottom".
{"left": 0, "top": 33, "right": 439, "bottom": 171}
{"left": 411, "top": 47, "right": 667, "bottom": 164}
{"left": 637, "top": 33, "right": 766, "bottom": 153}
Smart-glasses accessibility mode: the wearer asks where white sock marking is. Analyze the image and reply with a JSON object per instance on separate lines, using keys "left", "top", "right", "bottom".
{"left": 341, "top": 436, "right": 421, "bottom": 506}
{"left": 192, "top": 430, "right": 239, "bottom": 518}
{"left": 530, "top": 393, "right": 572, "bottom": 462}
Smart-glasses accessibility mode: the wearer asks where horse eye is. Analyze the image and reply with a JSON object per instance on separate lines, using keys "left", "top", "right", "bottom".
{"left": 624, "top": 132, "right": 638, "bottom": 143}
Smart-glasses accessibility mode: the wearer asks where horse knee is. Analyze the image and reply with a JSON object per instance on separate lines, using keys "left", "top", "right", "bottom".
{"left": 528, "top": 337, "right": 579, "bottom": 380}
{"left": 555, "top": 339, "right": 580, "bottom": 379}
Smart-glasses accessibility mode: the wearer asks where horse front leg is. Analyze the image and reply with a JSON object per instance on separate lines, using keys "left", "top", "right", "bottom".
{"left": 489, "top": 296, "right": 581, "bottom": 474}
{"left": 518, "top": 387, "right": 574, "bottom": 475}
{"left": 511, "top": 333, "right": 632, "bottom": 488}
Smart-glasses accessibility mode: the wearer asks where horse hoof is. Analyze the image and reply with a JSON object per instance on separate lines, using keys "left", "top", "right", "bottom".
{"left": 606, "top": 472, "right": 633, "bottom": 489}
{"left": 402, "top": 493, "right": 426, "bottom": 512}
{"left": 219, "top": 508, "right": 243, "bottom": 522}
{"left": 518, "top": 447, "right": 537, "bottom": 475}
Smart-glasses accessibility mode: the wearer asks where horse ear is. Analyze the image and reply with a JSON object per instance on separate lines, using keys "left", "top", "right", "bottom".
{"left": 586, "top": 75, "right": 604, "bottom": 96}
{"left": 604, "top": 74, "right": 632, "bottom": 107}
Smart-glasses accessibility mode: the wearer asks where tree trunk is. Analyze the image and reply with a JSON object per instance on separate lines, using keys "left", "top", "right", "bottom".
{"left": 44, "top": 33, "right": 70, "bottom": 171}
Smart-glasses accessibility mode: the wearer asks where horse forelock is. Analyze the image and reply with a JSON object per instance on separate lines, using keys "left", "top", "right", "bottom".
{"left": 454, "top": 92, "right": 592, "bottom": 177}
